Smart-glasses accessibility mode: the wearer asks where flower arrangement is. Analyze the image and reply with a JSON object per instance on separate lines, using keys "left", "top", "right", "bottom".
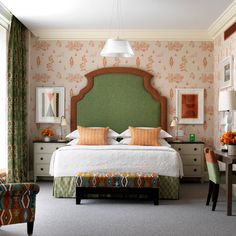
{"left": 41, "top": 127, "right": 54, "bottom": 137}
{"left": 220, "top": 131, "right": 236, "bottom": 145}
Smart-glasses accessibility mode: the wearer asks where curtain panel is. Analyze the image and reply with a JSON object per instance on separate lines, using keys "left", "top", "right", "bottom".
{"left": 7, "top": 16, "right": 27, "bottom": 183}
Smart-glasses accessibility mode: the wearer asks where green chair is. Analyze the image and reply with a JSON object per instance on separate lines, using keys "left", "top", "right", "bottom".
{"left": 204, "top": 147, "right": 236, "bottom": 211}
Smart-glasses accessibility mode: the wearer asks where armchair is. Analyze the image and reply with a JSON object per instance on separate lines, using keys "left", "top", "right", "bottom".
{"left": 0, "top": 182, "right": 40, "bottom": 236}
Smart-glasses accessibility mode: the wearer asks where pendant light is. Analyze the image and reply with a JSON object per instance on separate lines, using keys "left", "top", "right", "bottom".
{"left": 100, "top": 0, "right": 134, "bottom": 58}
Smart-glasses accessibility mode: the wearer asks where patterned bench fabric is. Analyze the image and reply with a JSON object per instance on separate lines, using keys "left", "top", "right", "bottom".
{"left": 53, "top": 176, "right": 179, "bottom": 199}
{"left": 76, "top": 172, "right": 160, "bottom": 188}
{"left": 0, "top": 183, "right": 39, "bottom": 226}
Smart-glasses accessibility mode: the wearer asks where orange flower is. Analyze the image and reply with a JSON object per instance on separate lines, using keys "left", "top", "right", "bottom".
{"left": 41, "top": 127, "right": 54, "bottom": 137}
{"left": 220, "top": 131, "right": 236, "bottom": 145}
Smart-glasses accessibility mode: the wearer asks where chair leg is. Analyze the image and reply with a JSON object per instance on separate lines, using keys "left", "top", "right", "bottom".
{"left": 27, "top": 221, "right": 34, "bottom": 236}
{"left": 212, "top": 184, "right": 219, "bottom": 211}
{"left": 206, "top": 180, "right": 214, "bottom": 206}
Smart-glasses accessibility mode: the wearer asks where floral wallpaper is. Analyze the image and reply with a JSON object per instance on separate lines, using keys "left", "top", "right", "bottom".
{"left": 29, "top": 38, "right": 214, "bottom": 146}
{"left": 213, "top": 32, "right": 236, "bottom": 148}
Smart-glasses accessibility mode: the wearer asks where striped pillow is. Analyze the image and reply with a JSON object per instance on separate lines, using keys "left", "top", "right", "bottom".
{"left": 78, "top": 127, "right": 109, "bottom": 145}
{"left": 129, "top": 126, "right": 161, "bottom": 146}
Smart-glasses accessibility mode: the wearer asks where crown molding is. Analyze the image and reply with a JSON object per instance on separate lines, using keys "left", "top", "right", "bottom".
{"left": 31, "top": 29, "right": 211, "bottom": 41}
{"left": 0, "top": 2, "right": 11, "bottom": 30}
{"left": 208, "top": 0, "right": 236, "bottom": 39}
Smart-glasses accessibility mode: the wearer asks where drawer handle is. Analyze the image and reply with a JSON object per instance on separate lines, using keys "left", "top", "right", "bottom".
{"left": 194, "top": 168, "right": 197, "bottom": 172}
{"left": 194, "top": 158, "right": 197, "bottom": 162}
{"left": 56, "top": 147, "right": 59, "bottom": 150}
{"left": 178, "top": 148, "right": 181, "bottom": 151}
{"left": 40, "top": 157, "right": 43, "bottom": 161}
{"left": 40, "top": 147, "right": 44, "bottom": 150}
{"left": 194, "top": 148, "right": 197, "bottom": 151}
{"left": 40, "top": 168, "right": 44, "bottom": 171}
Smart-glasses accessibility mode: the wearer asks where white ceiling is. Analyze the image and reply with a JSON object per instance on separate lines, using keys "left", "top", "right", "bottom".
{"left": 0, "top": 0, "right": 234, "bottom": 30}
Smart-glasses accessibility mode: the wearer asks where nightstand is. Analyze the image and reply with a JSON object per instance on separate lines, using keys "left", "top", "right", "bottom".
{"left": 33, "top": 140, "right": 68, "bottom": 182}
{"left": 169, "top": 141, "right": 205, "bottom": 183}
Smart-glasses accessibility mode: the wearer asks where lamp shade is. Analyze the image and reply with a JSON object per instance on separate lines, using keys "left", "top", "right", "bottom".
{"left": 61, "top": 117, "right": 67, "bottom": 126}
{"left": 100, "top": 38, "right": 134, "bottom": 58}
{"left": 170, "top": 120, "right": 178, "bottom": 127}
{"left": 218, "top": 90, "right": 236, "bottom": 111}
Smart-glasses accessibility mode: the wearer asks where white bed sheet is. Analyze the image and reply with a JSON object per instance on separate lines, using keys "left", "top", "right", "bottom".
{"left": 49, "top": 145, "right": 183, "bottom": 178}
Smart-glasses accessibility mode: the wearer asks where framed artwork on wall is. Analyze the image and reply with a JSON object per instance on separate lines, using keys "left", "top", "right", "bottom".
{"left": 36, "top": 87, "right": 65, "bottom": 123}
{"left": 220, "top": 55, "right": 234, "bottom": 89}
{"left": 176, "top": 88, "right": 204, "bottom": 124}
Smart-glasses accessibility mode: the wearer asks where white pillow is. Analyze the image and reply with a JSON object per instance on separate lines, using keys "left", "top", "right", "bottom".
{"left": 67, "top": 138, "right": 119, "bottom": 145}
{"left": 66, "top": 128, "right": 119, "bottom": 139}
{"left": 119, "top": 127, "right": 172, "bottom": 139}
{"left": 119, "top": 138, "right": 171, "bottom": 147}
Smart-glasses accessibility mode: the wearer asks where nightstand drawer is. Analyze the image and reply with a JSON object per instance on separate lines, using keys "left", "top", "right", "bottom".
{"left": 183, "top": 165, "right": 201, "bottom": 177}
{"left": 181, "top": 155, "right": 201, "bottom": 165}
{"left": 35, "top": 154, "right": 52, "bottom": 164}
{"left": 34, "top": 143, "right": 62, "bottom": 154}
{"left": 171, "top": 144, "right": 202, "bottom": 155}
{"left": 36, "top": 164, "right": 50, "bottom": 176}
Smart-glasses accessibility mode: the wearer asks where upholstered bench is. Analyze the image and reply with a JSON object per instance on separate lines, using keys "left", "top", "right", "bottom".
{"left": 76, "top": 172, "right": 160, "bottom": 205}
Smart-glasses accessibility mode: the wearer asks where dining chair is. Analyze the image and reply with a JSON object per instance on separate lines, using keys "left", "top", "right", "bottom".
{"left": 204, "top": 147, "right": 236, "bottom": 211}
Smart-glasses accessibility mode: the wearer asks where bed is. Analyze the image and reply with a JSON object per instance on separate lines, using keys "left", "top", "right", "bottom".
{"left": 50, "top": 67, "right": 183, "bottom": 199}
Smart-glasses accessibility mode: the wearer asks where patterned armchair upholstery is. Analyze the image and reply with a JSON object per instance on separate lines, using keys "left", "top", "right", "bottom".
{"left": 0, "top": 182, "right": 40, "bottom": 236}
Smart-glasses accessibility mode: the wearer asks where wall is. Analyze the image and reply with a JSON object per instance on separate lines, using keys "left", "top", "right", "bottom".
{"left": 213, "top": 32, "right": 236, "bottom": 148}
{"left": 29, "top": 38, "right": 214, "bottom": 146}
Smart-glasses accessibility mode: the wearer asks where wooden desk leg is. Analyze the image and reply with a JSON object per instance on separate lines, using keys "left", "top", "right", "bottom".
{"left": 226, "top": 163, "right": 232, "bottom": 216}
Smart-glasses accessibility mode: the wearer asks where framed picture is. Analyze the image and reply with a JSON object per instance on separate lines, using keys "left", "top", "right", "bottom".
{"left": 220, "top": 56, "right": 234, "bottom": 89}
{"left": 176, "top": 88, "right": 204, "bottom": 124}
{"left": 36, "top": 87, "right": 65, "bottom": 123}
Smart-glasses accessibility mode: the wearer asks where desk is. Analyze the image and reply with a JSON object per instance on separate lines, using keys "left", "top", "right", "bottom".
{"left": 214, "top": 150, "right": 236, "bottom": 216}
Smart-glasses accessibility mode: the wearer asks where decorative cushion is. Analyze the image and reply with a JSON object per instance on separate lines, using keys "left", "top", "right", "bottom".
{"left": 119, "top": 138, "right": 171, "bottom": 147}
{"left": 67, "top": 138, "right": 119, "bottom": 145}
{"left": 119, "top": 127, "right": 172, "bottom": 139}
{"left": 66, "top": 127, "right": 119, "bottom": 139}
{"left": 76, "top": 172, "right": 160, "bottom": 188}
{"left": 129, "top": 126, "right": 161, "bottom": 146}
{"left": 78, "top": 127, "right": 109, "bottom": 145}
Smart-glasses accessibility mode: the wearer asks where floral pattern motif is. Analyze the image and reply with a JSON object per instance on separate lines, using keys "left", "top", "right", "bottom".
{"left": 29, "top": 39, "right": 214, "bottom": 146}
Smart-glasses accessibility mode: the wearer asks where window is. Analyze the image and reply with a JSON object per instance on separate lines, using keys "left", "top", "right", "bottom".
{"left": 0, "top": 25, "right": 7, "bottom": 170}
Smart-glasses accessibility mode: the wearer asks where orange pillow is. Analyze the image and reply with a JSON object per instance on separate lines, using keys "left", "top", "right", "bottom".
{"left": 78, "top": 127, "right": 109, "bottom": 145}
{"left": 129, "top": 127, "right": 161, "bottom": 146}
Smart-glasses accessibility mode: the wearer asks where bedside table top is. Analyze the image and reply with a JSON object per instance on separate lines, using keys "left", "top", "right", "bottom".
{"left": 33, "top": 140, "right": 69, "bottom": 143}
{"left": 168, "top": 141, "right": 205, "bottom": 144}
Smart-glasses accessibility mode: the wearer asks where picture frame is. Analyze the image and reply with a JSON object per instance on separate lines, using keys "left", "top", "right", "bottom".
{"left": 220, "top": 56, "right": 234, "bottom": 89}
{"left": 36, "top": 87, "right": 65, "bottom": 123}
{"left": 176, "top": 88, "right": 204, "bottom": 124}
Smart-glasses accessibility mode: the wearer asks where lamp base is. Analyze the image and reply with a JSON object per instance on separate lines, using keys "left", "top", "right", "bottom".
{"left": 173, "top": 139, "right": 181, "bottom": 142}
{"left": 57, "top": 139, "right": 67, "bottom": 142}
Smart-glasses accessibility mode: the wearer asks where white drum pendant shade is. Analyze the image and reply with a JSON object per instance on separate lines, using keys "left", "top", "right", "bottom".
{"left": 100, "top": 38, "right": 134, "bottom": 57}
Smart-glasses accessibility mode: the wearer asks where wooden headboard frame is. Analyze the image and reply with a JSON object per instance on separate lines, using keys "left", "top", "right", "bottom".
{"left": 71, "top": 67, "right": 167, "bottom": 131}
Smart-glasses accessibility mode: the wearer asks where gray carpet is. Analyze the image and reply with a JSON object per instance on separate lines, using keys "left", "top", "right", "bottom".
{"left": 0, "top": 182, "right": 235, "bottom": 236}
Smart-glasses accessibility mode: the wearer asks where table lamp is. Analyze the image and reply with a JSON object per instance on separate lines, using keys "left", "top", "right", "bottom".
{"left": 170, "top": 116, "right": 180, "bottom": 142}
{"left": 58, "top": 116, "right": 67, "bottom": 142}
{"left": 218, "top": 90, "right": 236, "bottom": 132}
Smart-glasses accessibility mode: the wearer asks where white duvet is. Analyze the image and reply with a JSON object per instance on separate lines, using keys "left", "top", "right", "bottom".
{"left": 49, "top": 145, "right": 183, "bottom": 178}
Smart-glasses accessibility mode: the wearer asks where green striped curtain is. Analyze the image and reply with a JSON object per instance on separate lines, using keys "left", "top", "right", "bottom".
{"left": 7, "top": 16, "right": 27, "bottom": 183}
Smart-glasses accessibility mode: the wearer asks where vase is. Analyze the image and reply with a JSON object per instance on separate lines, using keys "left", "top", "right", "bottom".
{"left": 227, "top": 145, "right": 236, "bottom": 155}
{"left": 44, "top": 136, "right": 50, "bottom": 142}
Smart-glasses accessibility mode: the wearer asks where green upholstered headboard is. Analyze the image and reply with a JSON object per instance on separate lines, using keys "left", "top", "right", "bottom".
{"left": 71, "top": 67, "right": 167, "bottom": 132}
